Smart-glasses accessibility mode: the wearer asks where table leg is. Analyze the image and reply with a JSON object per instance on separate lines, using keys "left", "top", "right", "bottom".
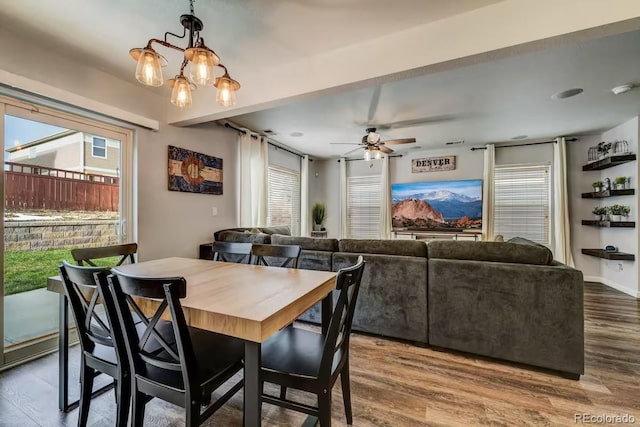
{"left": 58, "top": 294, "right": 69, "bottom": 412}
{"left": 321, "top": 292, "right": 333, "bottom": 335}
{"left": 244, "top": 341, "right": 262, "bottom": 427}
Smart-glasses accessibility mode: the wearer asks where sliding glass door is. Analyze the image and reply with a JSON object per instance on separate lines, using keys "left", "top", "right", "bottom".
{"left": 0, "top": 98, "right": 133, "bottom": 368}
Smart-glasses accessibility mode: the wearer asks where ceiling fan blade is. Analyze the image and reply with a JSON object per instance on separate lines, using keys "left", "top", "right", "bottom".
{"left": 382, "top": 138, "right": 416, "bottom": 145}
{"left": 367, "top": 85, "right": 382, "bottom": 122}
{"left": 342, "top": 147, "right": 364, "bottom": 156}
{"left": 372, "top": 114, "right": 462, "bottom": 130}
{"left": 380, "top": 145, "right": 394, "bottom": 154}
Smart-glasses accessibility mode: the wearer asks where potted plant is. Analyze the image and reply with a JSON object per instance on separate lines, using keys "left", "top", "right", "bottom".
{"left": 596, "top": 141, "right": 612, "bottom": 159}
{"left": 621, "top": 205, "right": 631, "bottom": 219}
{"left": 592, "top": 181, "right": 604, "bottom": 192}
{"left": 312, "top": 203, "right": 326, "bottom": 231}
{"left": 614, "top": 176, "right": 627, "bottom": 190}
{"left": 592, "top": 206, "right": 608, "bottom": 221}
{"left": 608, "top": 204, "right": 628, "bottom": 222}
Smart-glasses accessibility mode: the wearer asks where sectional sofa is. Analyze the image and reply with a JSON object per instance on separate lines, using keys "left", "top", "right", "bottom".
{"left": 210, "top": 229, "right": 584, "bottom": 378}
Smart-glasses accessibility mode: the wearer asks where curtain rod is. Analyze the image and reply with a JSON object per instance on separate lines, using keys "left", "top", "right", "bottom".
{"left": 470, "top": 138, "right": 578, "bottom": 151}
{"left": 223, "top": 122, "right": 306, "bottom": 159}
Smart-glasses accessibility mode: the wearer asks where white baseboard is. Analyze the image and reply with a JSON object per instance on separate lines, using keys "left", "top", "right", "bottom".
{"left": 584, "top": 275, "right": 639, "bottom": 298}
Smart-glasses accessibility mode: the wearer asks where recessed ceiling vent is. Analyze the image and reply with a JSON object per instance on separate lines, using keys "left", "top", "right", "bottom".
{"left": 551, "top": 88, "right": 583, "bottom": 100}
{"left": 445, "top": 140, "right": 465, "bottom": 145}
{"left": 262, "top": 129, "right": 276, "bottom": 135}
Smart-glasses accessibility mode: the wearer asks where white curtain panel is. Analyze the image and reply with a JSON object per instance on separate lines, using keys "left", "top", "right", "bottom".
{"left": 238, "top": 133, "right": 268, "bottom": 227}
{"left": 339, "top": 158, "right": 348, "bottom": 238}
{"left": 380, "top": 154, "right": 392, "bottom": 239}
{"left": 553, "top": 137, "right": 575, "bottom": 266}
{"left": 482, "top": 143, "right": 496, "bottom": 241}
{"left": 300, "top": 155, "right": 310, "bottom": 237}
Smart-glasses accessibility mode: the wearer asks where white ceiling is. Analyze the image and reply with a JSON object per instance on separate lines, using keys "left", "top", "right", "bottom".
{"left": 0, "top": 0, "right": 499, "bottom": 85}
{"left": 1, "top": 1, "right": 639, "bottom": 159}
{"left": 229, "top": 30, "right": 640, "bottom": 158}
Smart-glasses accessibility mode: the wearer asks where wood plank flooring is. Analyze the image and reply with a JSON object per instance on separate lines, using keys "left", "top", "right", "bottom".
{"left": 1, "top": 281, "right": 639, "bottom": 426}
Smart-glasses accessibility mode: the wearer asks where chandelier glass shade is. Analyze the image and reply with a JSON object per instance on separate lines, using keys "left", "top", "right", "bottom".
{"left": 129, "top": 0, "right": 239, "bottom": 108}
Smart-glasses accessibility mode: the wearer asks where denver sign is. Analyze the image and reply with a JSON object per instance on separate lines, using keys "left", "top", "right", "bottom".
{"left": 412, "top": 156, "right": 456, "bottom": 173}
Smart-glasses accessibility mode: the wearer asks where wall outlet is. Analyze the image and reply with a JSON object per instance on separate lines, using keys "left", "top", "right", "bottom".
{"left": 211, "top": 207, "right": 218, "bottom": 217}
{"left": 618, "top": 263, "right": 624, "bottom": 271}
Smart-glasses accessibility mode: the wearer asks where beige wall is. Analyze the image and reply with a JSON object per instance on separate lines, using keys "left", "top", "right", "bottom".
{"left": 8, "top": 133, "right": 82, "bottom": 171}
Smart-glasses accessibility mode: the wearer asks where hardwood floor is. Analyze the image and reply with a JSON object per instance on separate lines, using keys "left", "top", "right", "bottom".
{"left": 1, "top": 281, "right": 639, "bottom": 426}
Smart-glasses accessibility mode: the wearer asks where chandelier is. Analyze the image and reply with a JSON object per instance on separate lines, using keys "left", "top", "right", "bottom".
{"left": 129, "top": 0, "right": 240, "bottom": 108}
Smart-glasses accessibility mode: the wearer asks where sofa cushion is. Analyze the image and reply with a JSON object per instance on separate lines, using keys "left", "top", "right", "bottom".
{"left": 271, "top": 235, "right": 339, "bottom": 252}
{"left": 259, "top": 226, "right": 291, "bottom": 235}
{"left": 216, "top": 230, "right": 271, "bottom": 244}
{"left": 338, "top": 239, "right": 427, "bottom": 258}
{"left": 428, "top": 240, "right": 553, "bottom": 265}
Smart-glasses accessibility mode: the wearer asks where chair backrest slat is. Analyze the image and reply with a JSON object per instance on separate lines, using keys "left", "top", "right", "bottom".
{"left": 72, "top": 243, "right": 138, "bottom": 267}
{"left": 212, "top": 241, "right": 252, "bottom": 263}
{"left": 104, "top": 270, "right": 199, "bottom": 396}
{"left": 59, "top": 261, "right": 115, "bottom": 356}
{"left": 320, "top": 256, "right": 365, "bottom": 375}
{"left": 251, "top": 243, "right": 301, "bottom": 268}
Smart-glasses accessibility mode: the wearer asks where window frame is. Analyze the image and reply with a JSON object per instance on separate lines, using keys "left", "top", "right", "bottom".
{"left": 493, "top": 162, "right": 552, "bottom": 246}
{"left": 346, "top": 174, "right": 382, "bottom": 239}
{"left": 91, "top": 136, "right": 107, "bottom": 159}
{"left": 267, "top": 165, "right": 301, "bottom": 236}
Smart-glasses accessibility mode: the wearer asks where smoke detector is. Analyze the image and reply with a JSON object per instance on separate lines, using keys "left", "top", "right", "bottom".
{"left": 612, "top": 84, "right": 633, "bottom": 95}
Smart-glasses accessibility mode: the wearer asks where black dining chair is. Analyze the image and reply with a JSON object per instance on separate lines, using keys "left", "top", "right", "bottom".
{"left": 72, "top": 243, "right": 138, "bottom": 267}
{"left": 259, "top": 256, "right": 365, "bottom": 426}
{"left": 58, "top": 261, "right": 130, "bottom": 427}
{"left": 251, "top": 243, "right": 301, "bottom": 268}
{"left": 212, "top": 241, "right": 253, "bottom": 263}
{"left": 103, "top": 270, "right": 245, "bottom": 427}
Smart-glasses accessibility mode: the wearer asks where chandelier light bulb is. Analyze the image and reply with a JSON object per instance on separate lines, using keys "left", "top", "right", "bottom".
{"left": 186, "top": 47, "right": 218, "bottom": 86}
{"left": 170, "top": 75, "right": 193, "bottom": 108}
{"left": 215, "top": 77, "right": 237, "bottom": 107}
{"left": 363, "top": 148, "right": 372, "bottom": 161}
{"left": 134, "top": 49, "right": 164, "bottom": 87}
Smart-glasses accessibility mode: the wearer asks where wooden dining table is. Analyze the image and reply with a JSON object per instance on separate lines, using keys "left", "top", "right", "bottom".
{"left": 111, "top": 257, "right": 337, "bottom": 427}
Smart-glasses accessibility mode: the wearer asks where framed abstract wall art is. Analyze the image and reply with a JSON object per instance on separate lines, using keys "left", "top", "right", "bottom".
{"left": 168, "top": 145, "right": 223, "bottom": 195}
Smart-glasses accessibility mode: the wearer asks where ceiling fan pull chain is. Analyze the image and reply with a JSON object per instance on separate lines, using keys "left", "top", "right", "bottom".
{"left": 190, "top": 0, "right": 195, "bottom": 15}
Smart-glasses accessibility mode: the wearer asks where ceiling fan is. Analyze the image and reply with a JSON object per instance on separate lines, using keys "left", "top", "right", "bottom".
{"left": 331, "top": 128, "right": 416, "bottom": 160}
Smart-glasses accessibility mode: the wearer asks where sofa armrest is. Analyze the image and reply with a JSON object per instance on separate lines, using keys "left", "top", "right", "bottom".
{"left": 428, "top": 259, "right": 584, "bottom": 375}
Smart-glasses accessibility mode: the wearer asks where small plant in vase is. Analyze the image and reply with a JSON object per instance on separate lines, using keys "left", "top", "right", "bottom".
{"left": 614, "top": 177, "right": 627, "bottom": 190}
{"left": 608, "top": 204, "right": 629, "bottom": 222}
{"left": 592, "top": 181, "right": 604, "bottom": 192}
{"left": 312, "top": 203, "right": 326, "bottom": 231}
{"left": 596, "top": 141, "right": 612, "bottom": 159}
{"left": 592, "top": 206, "right": 608, "bottom": 221}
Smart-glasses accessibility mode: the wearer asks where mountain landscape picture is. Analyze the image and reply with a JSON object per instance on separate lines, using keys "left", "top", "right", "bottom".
{"left": 391, "top": 179, "right": 483, "bottom": 230}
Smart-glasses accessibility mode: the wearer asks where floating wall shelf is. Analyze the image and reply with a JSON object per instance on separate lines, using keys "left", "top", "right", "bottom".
{"left": 582, "top": 154, "right": 636, "bottom": 171}
{"left": 581, "top": 249, "right": 635, "bottom": 261}
{"left": 581, "top": 220, "right": 636, "bottom": 228}
{"left": 581, "top": 189, "right": 635, "bottom": 198}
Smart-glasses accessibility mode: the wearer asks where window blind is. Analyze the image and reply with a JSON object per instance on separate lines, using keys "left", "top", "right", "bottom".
{"left": 494, "top": 163, "right": 551, "bottom": 245}
{"left": 267, "top": 166, "right": 301, "bottom": 235}
{"left": 347, "top": 175, "right": 382, "bottom": 239}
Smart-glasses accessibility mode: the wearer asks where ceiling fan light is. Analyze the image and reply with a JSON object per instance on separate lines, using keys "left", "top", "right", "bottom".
{"left": 169, "top": 75, "right": 194, "bottom": 108}
{"left": 185, "top": 47, "right": 219, "bottom": 86}
{"left": 363, "top": 148, "right": 372, "bottom": 161}
{"left": 133, "top": 48, "right": 164, "bottom": 87}
{"left": 214, "top": 75, "right": 240, "bottom": 107}
{"left": 374, "top": 148, "right": 382, "bottom": 160}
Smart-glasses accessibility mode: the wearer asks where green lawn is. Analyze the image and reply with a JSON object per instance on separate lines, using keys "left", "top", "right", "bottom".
{"left": 4, "top": 249, "right": 119, "bottom": 295}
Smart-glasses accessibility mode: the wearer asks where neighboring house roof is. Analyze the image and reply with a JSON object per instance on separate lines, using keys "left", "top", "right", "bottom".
{"left": 6, "top": 130, "right": 79, "bottom": 153}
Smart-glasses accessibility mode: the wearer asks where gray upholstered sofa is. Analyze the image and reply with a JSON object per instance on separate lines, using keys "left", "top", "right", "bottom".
{"left": 213, "top": 230, "right": 584, "bottom": 377}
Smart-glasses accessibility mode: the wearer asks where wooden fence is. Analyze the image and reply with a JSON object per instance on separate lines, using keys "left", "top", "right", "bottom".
{"left": 4, "top": 162, "right": 119, "bottom": 211}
